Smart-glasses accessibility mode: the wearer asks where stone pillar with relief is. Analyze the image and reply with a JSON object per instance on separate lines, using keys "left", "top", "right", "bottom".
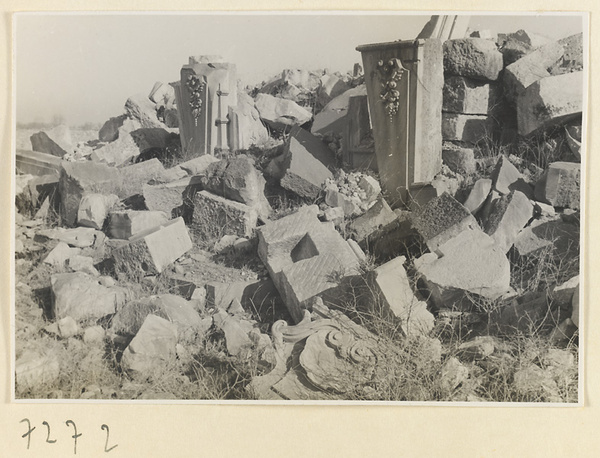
{"left": 174, "top": 55, "right": 237, "bottom": 157}
{"left": 356, "top": 39, "right": 443, "bottom": 208}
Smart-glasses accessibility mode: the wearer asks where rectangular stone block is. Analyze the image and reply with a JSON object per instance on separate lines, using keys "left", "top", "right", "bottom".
{"left": 411, "top": 192, "right": 479, "bottom": 252}
{"left": 442, "top": 113, "right": 492, "bottom": 144}
{"left": 191, "top": 190, "right": 257, "bottom": 241}
{"left": 113, "top": 217, "right": 192, "bottom": 281}
{"left": 117, "top": 158, "right": 166, "bottom": 198}
{"left": 257, "top": 205, "right": 360, "bottom": 323}
{"left": 534, "top": 162, "right": 580, "bottom": 209}
{"left": 369, "top": 256, "right": 434, "bottom": 336}
{"left": 443, "top": 38, "right": 503, "bottom": 81}
{"left": 443, "top": 76, "right": 498, "bottom": 115}
{"left": 348, "top": 198, "right": 397, "bottom": 245}
{"left": 517, "top": 71, "right": 583, "bottom": 136}
{"left": 16, "top": 149, "right": 62, "bottom": 176}
{"left": 108, "top": 210, "right": 170, "bottom": 239}
{"left": 143, "top": 176, "right": 202, "bottom": 217}
{"left": 276, "top": 126, "right": 335, "bottom": 199}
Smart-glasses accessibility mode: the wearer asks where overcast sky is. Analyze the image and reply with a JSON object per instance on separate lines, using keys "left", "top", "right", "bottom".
{"left": 15, "top": 13, "right": 584, "bottom": 125}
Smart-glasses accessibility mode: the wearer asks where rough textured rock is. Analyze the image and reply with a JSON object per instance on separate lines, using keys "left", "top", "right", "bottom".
{"left": 484, "top": 190, "right": 534, "bottom": 253}
{"left": 503, "top": 41, "right": 564, "bottom": 103}
{"left": 442, "top": 143, "right": 477, "bottom": 175}
{"left": 77, "top": 193, "right": 119, "bottom": 230}
{"left": 443, "top": 38, "right": 504, "bottom": 81}
{"left": 200, "top": 155, "right": 271, "bottom": 220}
{"left": 549, "top": 33, "right": 584, "bottom": 75}
{"left": 463, "top": 178, "right": 492, "bottom": 214}
{"left": 440, "top": 357, "right": 469, "bottom": 392}
{"left": 411, "top": 193, "right": 479, "bottom": 252}
{"left": 443, "top": 76, "right": 498, "bottom": 114}
{"left": 125, "top": 93, "right": 165, "bottom": 129}
{"left": 43, "top": 241, "right": 81, "bottom": 267}
{"left": 30, "top": 131, "right": 68, "bottom": 157}
{"left": 191, "top": 190, "right": 258, "bottom": 241}
{"left": 517, "top": 71, "right": 583, "bottom": 136}
{"left": 348, "top": 198, "right": 397, "bottom": 246}
{"left": 99, "top": 114, "right": 127, "bottom": 142}
{"left": 513, "top": 364, "right": 561, "bottom": 401}
{"left": 83, "top": 325, "right": 106, "bottom": 345}
{"left": 415, "top": 228, "right": 511, "bottom": 309}
{"left": 534, "top": 162, "right": 580, "bottom": 209}
{"left": 108, "top": 210, "right": 169, "bottom": 239}
{"left": 51, "top": 272, "right": 127, "bottom": 321}
{"left": 254, "top": 93, "right": 312, "bottom": 130}
{"left": 121, "top": 314, "right": 178, "bottom": 375}
{"left": 271, "top": 126, "right": 335, "bottom": 199}
{"left": 442, "top": 113, "right": 491, "bottom": 144}
{"left": 113, "top": 217, "right": 192, "bottom": 281}
{"left": 369, "top": 256, "right": 434, "bottom": 336}
{"left": 16, "top": 350, "right": 60, "bottom": 390}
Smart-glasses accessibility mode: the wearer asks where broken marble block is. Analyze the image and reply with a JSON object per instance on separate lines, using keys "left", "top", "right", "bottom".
{"left": 442, "top": 113, "right": 491, "bottom": 144}
{"left": 43, "top": 241, "right": 81, "bottom": 267}
{"left": 411, "top": 193, "right": 479, "bottom": 252}
{"left": 463, "top": 178, "right": 492, "bottom": 214}
{"left": 517, "top": 71, "right": 583, "bottom": 136}
{"left": 191, "top": 190, "right": 258, "bottom": 241}
{"left": 121, "top": 314, "right": 178, "bottom": 375}
{"left": 254, "top": 93, "right": 312, "bottom": 131}
{"left": 113, "top": 217, "right": 192, "bottom": 281}
{"left": 51, "top": 272, "right": 128, "bottom": 321}
{"left": 178, "top": 154, "right": 219, "bottom": 176}
{"left": 142, "top": 176, "right": 202, "bottom": 217}
{"left": 257, "top": 205, "right": 361, "bottom": 323}
{"left": 442, "top": 143, "right": 477, "bottom": 175}
{"left": 534, "top": 162, "right": 580, "bottom": 209}
{"left": 503, "top": 41, "right": 564, "bottom": 103}
{"left": 490, "top": 155, "right": 533, "bottom": 197}
{"left": 77, "top": 193, "right": 120, "bottom": 230}
{"left": 484, "top": 190, "right": 534, "bottom": 253}
{"left": 348, "top": 198, "right": 397, "bottom": 246}
{"left": 415, "top": 228, "right": 511, "bottom": 310}
{"left": 107, "top": 210, "right": 169, "bottom": 239}
{"left": 271, "top": 126, "right": 335, "bottom": 199}
{"left": 369, "top": 256, "right": 434, "bottom": 336}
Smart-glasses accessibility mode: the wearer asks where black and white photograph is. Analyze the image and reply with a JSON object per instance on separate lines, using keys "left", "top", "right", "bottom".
{"left": 13, "top": 12, "right": 585, "bottom": 404}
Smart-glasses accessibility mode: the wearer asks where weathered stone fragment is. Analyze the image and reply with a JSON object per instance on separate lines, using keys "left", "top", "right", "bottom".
{"left": 200, "top": 155, "right": 271, "bottom": 219}
{"left": 484, "top": 190, "right": 534, "bottom": 253}
{"left": 311, "top": 85, "right": 367, "bottom": 136}
{"left": 98, "top": 114, "right": 127, "bottom": 142}
{"left": 191, "top": 190, "right": 258, "bottom": 241}
{"left": 348, "top": 198, "right": 397, "bottom": 246}
{"left": 16, "top": 149, "right": 62, "bottom": 177}
{"left": 411, "top": 193, "right": 479, "bottom": 252}
{"left": 108, "top": 210, "right": 169, "bottom": 239}
{"left": 121, "top": 314, "right": 178, "bottom": 375}
{"left": 77, "top": 193, "right": 119, "bottom": 230}
{"left": 415, "top": 228, "right": 511, "bottom": 309}
{"left": 513, "top": 364, "right": 561, "bottom": 401}
{"left": 549, "top": 33, "right": 584, "bottom": 75}
{"left": 443, "top": 76, "right": 498, "bottom": 114}
{"left": 513, "top": 218, "right": 579, "bottom": 260}
{"left": 443, "top": 38, "right": 503, "bottom": 81}
{"left": 91, "top": 118, "right": 142, "bottom": 166}
{"left": 125, "top": 93, "right": 164, "bottom": 129}
{"left": 213, "top": 310, "right": 254, "bottom": 356}
{"left": 67, "top": 255, "right": 100, "bottom": 276}
{"left": 113, "top": 217, "right": 192, "bottom": 280}
{"left": 43, "top": 241, "right": 81, "bottom": 267}
{"left": 442, "top": 143, "right": 477, "bottom": 175}
{"left": 257, "top": 205, "right": 361, "bottom": 322}
{"left": 118, "top": 158, "right": 166, "bottom": 198}
{"left": 178, "top": 154, "right": 219, "bottom": 176}
{"left": 503, "top": 41, "right": 564, "bottom": 103}
{"left": 142, "top": 176, "right": 202, "bottom": 217}
{"left": 490, "top": 155, "right": 533, "bottom": 197}
{"left": 37, "top": 226, "right": 103, "bottom": 248}
{"left": 369, "top": 256, "right": 434, "bottom": 336}
{"left": 457, "top": 336, "right": 495, "bottom": 361}
{"left": 463, "top": 178, "right": 492, "bottom": 214}
{"left": 442, "top": 113, "right": 491, "bottom": 143}
{"left": 254, "top": 93, "right": 312, "bottom": 130}
{"left": 51, "top": 272, "right": 127, "bottom": 321}
{"left": 30, "top": 131, "right": 68, "bottom": 157}
{"left": 16, "top": 350, "right": 60, "bottom": 390}
{"left": 517, "top": 71, "right": 583, "bottom": 136}
{"left": 229, "top": 92, "right": 270, "bottom": 149}
{"left": 534, "top": 162, "right": 580, "bottom": 209}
